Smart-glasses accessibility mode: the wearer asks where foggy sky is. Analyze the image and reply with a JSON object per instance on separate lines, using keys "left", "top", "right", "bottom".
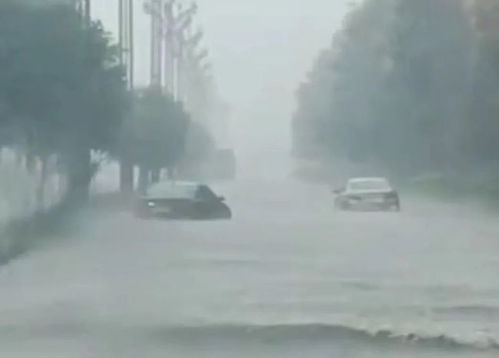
{"left": 92, "top": 0, "right": 349, "bottom": 177}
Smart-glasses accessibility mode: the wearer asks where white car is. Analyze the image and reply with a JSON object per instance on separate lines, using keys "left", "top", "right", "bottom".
{"left": 334, "top": 177, "right": 400, "bottom": 211}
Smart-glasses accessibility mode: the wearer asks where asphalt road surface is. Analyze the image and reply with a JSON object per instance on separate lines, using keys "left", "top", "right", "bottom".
{"left": 0, "top": 179, "right": 499, "bottom": 357}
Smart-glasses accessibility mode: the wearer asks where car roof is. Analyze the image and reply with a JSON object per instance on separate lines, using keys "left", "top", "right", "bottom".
{"left": 348, "top": 177, "right": 389, "bottom": 183}
{"left": 150, "top": 181, "right": 201, "bottom": 188}
{"left": 145, "top": 181, "right": 204, "bottom": 199}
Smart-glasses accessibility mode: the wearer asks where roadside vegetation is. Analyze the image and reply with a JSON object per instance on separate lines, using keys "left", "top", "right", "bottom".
{"left": 0, "top": 1, "right": 214, "bottom": 206}
{"left": 122, "top": 88, "right": 190, "bottom": 193}
{"left": 0, "top": 1, "right": 215, "bottom": 260}
{"left": 0, "top": 1, "right": 127, "bottom": 205}
{"left": 293, "top": 0, "right": 499, "bottom": 203}
{"left": 404, "top": 175, "right": 499, "bottom": 209}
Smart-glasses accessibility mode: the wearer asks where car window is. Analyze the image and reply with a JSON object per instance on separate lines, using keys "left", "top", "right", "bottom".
{"left": 196, "top": 185, "right": 218, "bottom": 201}
{"left": 147, "top": 183, "right": 198, "bottom": 199}
{"left": 348, "top": 180, "right": 390, "bottom": 191}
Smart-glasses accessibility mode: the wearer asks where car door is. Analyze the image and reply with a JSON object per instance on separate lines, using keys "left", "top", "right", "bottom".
{"left": 194, "top": 185, "right": 219, "bottom": 217}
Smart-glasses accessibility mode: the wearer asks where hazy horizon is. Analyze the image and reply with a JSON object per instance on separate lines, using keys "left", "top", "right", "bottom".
{"left": 92, "top": 0, "right": 350, "bottom": 177}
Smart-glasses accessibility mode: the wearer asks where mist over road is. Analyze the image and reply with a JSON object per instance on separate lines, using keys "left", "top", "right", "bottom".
{"left": 0, "top": 179, "right": 498, "bottom": 357}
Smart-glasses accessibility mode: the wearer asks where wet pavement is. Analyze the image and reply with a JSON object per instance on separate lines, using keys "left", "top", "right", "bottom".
{"left": 0, "top": 180, "right": 498, "bottom": 357}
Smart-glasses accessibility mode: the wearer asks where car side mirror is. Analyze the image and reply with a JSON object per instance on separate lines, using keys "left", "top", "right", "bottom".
{"left": 333, "top": 188, "right": 343, "bottom": 195}
{"left": 218, "top": 196, "right": 226, "bottom": 202}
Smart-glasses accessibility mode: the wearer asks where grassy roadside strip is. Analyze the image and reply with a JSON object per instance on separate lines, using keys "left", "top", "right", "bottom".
{"left": 401, "top": 176, "right": 499, "bottom": 210}
{"left": 0, "top": 198, "right": 80, "bottom": 265}
{"left": 0, "top": 191, "right": 132, "bottom": 266}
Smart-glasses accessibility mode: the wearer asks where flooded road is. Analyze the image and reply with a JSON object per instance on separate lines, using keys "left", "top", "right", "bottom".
{"left": 0, "top": 180, "right": 499, "bottom": 357}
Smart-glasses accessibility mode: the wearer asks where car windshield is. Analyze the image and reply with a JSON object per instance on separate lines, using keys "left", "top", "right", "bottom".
{"left": 146, "top": 183, "right": 198, "bottom": 199}
{"left": 348, "top": 179, "right": 390, "bottom": 191}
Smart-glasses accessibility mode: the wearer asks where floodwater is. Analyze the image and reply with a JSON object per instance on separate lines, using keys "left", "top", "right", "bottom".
{"left": 0, "top": 179, "right": 498, "bottom": 357}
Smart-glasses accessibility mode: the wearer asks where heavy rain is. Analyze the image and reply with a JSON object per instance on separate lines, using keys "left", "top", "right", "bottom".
{"left": 0, "top": 0, "right": 499, "bottom": 357}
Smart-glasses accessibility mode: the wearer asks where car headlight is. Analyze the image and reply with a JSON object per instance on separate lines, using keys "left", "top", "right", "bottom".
{"left": 147, "top": 201, "right": 156, "bottom": 208}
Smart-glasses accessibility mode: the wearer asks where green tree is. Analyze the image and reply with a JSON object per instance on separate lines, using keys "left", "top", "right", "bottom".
{"left": 293, "top": 0, "right": 395, "bottom": 168}
{"left": 126, "top": 88, "right": 190, "bottom": 191}
{"left": 0, "top": 1, "right": 128, "bottom": 203}
{"left": 293, "top": 0, "right": 475, "bottom": 180}
{"left": 386, "top": 0, "right": 474, "bottom": 175}
{"left": 467, "top": 0, "right": 499, "bottom": 167}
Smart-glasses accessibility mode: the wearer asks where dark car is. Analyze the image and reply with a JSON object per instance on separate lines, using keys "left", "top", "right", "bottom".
{"left": 334, "top": 177, "right": 400, "bottom": 211}
{"left": 134, "top": 181, "right": 232, "bottom": 220}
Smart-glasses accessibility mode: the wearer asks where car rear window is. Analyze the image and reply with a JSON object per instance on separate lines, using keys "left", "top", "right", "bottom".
{"left": 348, "top": 179, "right": 390, "bottom": 191}
{"left": 147, "top": 183, "right": 198, "bottom": 199}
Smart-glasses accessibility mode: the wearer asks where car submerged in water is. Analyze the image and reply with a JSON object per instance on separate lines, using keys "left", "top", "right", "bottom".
{"left": 134, "top": 181, "right": 232, "bottom": 220}
{"left": 334, "top": 177, "right": 400, "bottom": 211}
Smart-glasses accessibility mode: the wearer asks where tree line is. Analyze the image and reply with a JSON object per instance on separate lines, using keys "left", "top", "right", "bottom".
{"left": 293, "top": 0, "right": 499, "bottom": 182}
{"left": 0, "top": 1, "right": 211, "bottom": 206}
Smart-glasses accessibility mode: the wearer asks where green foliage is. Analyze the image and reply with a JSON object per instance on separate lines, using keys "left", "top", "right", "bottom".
{"left": 294, "top": 0, "right": 396, "bottom": 164}
{"left": 0, "top": 1, "right": 128, "bottom": 202}
{"left": 126, "top": 88, "right": 190, "bottom": 171}
{"left": 293, "top": 0, "right": 497, "bottom": 180}
{"left": 0, "top": 2, "right": 126, "bottom": 154}
{"left": 0, "top": 1, "right": 201, "bottom": 199}
{"left": 467, "top": 0, "right": 499, "bottom": 162}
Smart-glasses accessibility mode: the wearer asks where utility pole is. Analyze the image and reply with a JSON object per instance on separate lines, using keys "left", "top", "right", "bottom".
{"left": 163, "top": 1, "right": 176, "bottom": 95}
{"left": 84, "top": 0, "right": 90, "bottom": 25}
{"left": 144, "top": 0, "right": 198, "bottom": 98}
{"left": 119, "top": 0, "right": 136, "bottom": 195}
{"left": 74, "top": 0, "right": 90, "bottom": 25}
{"left": 74, "top": 0, "right": 82, "bottom": 13}
{"left": 140, "top": 0, "right": 165, "bottom": 188}
{"left": 179, "top": 28, "right": 201, "bottom": 110}
{"left": 145, "top": 0, "right": 164, "bottom": 90}
{"left": 119, "top": 0, "right": 135, "bottom": 89}
{"left": 173, "top": 2, "right": 197, "bottom": 102}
